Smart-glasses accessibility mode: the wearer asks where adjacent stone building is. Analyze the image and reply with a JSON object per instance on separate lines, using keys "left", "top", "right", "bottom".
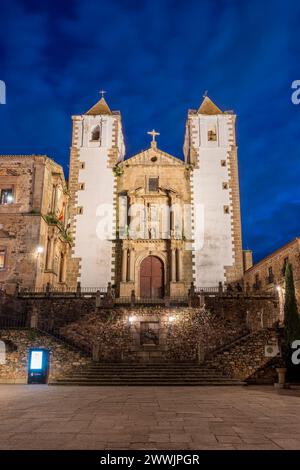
{"left": 0, "top": 155, "right": 71, "bottom": 292}
{"left": 243, "top": 237, "right": 300, "bottom": 306}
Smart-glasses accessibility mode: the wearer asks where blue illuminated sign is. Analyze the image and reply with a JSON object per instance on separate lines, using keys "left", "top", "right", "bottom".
{"left": 28, "top": 348, "right": 50, "bottom": 384}
{"left": 29, "top": 351, "right": 43, "bottom": 370}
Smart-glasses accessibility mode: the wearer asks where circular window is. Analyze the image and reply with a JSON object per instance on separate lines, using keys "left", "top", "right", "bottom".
{"left": 151, "top": 156, "right": 157, "bottom": 162}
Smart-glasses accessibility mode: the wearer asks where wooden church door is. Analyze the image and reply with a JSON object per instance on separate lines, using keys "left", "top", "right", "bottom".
{"left": 140, "top": 256, "right": 164, "bottom": 298}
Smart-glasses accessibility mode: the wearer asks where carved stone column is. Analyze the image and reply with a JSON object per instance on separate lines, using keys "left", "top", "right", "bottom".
{"left": 129, "top": 249, "right": 135, "bottom": 282}
{"left": 46, "top": 237, "right": 55, "bottom": 270}
{"left": 171, "top": 249, "right": 176, "bottom": 282}
{"left": 176, "top": 248, "right": 182, "bottom": 281}
{"left": 122, "top": 248, "right": 128, "bottom": 282}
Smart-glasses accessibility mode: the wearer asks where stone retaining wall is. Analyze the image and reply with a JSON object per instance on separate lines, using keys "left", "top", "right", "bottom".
{"left": 0, "top": 329, "right": 90, "bottom": 383}
{"left": 60, "top": 306, "right": 248, "bottom": 363}
{"left": 207, "top": 328, "right": 279, "bottom": 382}
{"left": 204, "top": 295, "right": 279, "bottom": 331}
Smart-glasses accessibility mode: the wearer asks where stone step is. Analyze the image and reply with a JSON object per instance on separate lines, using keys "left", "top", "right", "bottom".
{"left": 55, "top": 377, "right": 239, "bottom": 383}
{"left": 52, "top": 380, "right": 244, "bottom": 386}
{"left": 84, "top": 367, "right": 219, "bottom": 370}
{"left": 51, "top": 362, "right": 244, "bottom": 386}
{"left": 66, "top": 374, "right": 227, "bottom": 379}
{"left": 67, "top": 370, "right": 227, "bottom": 375}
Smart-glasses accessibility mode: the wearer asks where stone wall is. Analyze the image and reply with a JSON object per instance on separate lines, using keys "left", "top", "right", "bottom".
{"left": 59, "top": 306, "right": 248, "bottom": 363}
{"left": 0, "top": 329, "right": 90, "bottom": 384}
{"left": 0, "top": 293, "right": 281, "bottom": 384}
{"left": 206, "top": 328, "right": 279, "bottom": 382}
{"left": 60, "top": 309, "right": 133, "bottom": 362}
{"left": 204, "top": 294, "right": 279, "bottom": 331}
{"left": 13, "top": 292, "right": 279, "bottom": 333}
{"left": 25, "top": 297, "right": 96, "bottom": 330}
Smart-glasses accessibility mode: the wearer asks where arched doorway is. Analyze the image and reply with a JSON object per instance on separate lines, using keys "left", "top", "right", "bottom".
{"left": 140, "top": 256, "right": 164, "bottom": 298}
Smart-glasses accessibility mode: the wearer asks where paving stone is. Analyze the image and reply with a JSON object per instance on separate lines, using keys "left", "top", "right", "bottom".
{"left": 0, "top": 385, "right": 300, "bottom": 450}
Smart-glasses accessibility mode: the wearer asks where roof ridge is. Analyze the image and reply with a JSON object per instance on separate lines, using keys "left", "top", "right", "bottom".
{"left": 85, "top": 97, "right": 112, "bottom": 115}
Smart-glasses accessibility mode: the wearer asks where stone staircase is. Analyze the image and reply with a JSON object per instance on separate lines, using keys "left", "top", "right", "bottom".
{"left": 51, "top": 362, "right": 245, "bottom": 386}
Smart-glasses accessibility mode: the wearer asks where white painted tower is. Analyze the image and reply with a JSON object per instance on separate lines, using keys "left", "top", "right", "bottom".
{"left": 68, "top": 96, "right": 125, "bottom": 288}
{"left": 183, "top": 96, "right": 243, "bottom": 287}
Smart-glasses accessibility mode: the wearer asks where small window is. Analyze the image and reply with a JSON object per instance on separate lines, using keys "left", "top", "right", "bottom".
{"left": 223, "top": 205, "right": 230, "bottom": 214}
{"left": 148, "top": 177, "right": 159, "bottom": 192}
{"left": 268, "top": 266, "right": 274, "bottom": 283}
{"left": 80, "top": 162, "right": 85, "bottom": 169}
{"left": 221, "top": 160, "right": 226, "bottom": 167}
{"left": 282, "top": 257, "right": 289, "bottom": 275}
{"left": 207, "top": 125, "right": 217, "bottom": 142}
{"left": 59, "top": 253, "right": 65, "bottom": 283}
{"left": 254, "top": 273, "right": 260, "bottom": 290}
{"left": 91, "top": 126, "right": 100, "bottom": 141}
{"left": 79, "top": 183, "right": 85, "bottom": 190}
{"left": 222, "top": 182, "right": 228, "bottom": 190}
{"left": 0, "top": 250, "right": 5, "bottom": 269}
{"left": 45, "top": 237, "right": 52, "bottom": 270}
{"left": 0, "top": 188, "right": 14, "bottom": 205}
{"left": 77, "top": 206, "right": 83, "bottom": 215}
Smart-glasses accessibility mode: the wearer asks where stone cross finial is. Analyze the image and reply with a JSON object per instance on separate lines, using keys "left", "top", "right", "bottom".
{"left": 203, "top": 90, "right": 208, "bottom": 98}
{"left": 147, "top": 129, "right": 160, "bottom": 148}
{"left": 99, "top": 90, "right": 106, "bottom": 99}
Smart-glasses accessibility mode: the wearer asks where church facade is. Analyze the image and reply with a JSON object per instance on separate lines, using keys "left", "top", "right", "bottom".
{"left": 66, "top": 94, "right": 250, "bottom": 297}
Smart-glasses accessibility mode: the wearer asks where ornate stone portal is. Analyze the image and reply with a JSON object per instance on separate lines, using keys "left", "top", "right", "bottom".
{"left": 117, "top": 141, "right": 193, "bottom": 298}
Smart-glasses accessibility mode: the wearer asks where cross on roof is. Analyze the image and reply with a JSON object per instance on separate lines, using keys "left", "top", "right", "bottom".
{"left": 99, "top": 90, "right": 106, "bottom": 99}
{"left": 147, "top": 129, "right": 160, "bottom": 144}
{"left": 203, "top": 90, "right": 208, "bottom": 98}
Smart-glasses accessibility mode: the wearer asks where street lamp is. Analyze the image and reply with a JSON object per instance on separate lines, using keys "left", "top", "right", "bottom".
{"left": 36, "top": 246, "right": 44, "bottom": 255}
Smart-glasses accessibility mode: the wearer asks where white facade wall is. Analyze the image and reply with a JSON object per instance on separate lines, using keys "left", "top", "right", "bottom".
{"left": 190, "top": 114, "right": 235, "bottom": 287}
{"left": 73, "top": 114, "right": 124, "bottom": 287}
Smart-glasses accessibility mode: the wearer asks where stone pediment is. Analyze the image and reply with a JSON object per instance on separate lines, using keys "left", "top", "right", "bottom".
{"left": 129, "top": 185, "right": 179, "bottom": 197}
{"left": 123, "top": 146, "right": 184, "bottom": 167}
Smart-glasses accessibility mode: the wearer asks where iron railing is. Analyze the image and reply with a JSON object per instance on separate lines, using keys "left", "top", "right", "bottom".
{"left": 194, "top": 287, "right": 220, "bottom": 294}
{"left": 0, "top": 314, "right": 92, "bottom": 356}
{"left": 35, "top": 327, "right": 92, "bottom": 356}
{"left": 115, "top": 296, "right": 189, "bottom": 306}
{"left": 18, "top": 286, "right": 108, "bottom": 298}
{"left": 0, "top": 315, "right": 27, "bottom": 329}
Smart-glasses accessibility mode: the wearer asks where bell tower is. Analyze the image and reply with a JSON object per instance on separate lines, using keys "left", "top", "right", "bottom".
{"left": 67, "top": 94, "right": 125, "bottom": 288}
{"left": 184, "top": 95, "right": 243, "bottom": 287}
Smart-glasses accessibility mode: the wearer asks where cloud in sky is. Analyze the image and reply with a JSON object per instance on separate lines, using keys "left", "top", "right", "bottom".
{"left": 0, "top": 0, "right": 300, "bottom": 262}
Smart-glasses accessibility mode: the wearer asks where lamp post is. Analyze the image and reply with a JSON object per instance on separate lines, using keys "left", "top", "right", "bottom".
{"left": 274, "top": 320, "right": 287, "bottom": 389}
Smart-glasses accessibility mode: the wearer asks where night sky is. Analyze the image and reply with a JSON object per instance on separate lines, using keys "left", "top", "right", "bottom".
{"left": 1, "top": 0, "right": 300, "bottom": 263}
